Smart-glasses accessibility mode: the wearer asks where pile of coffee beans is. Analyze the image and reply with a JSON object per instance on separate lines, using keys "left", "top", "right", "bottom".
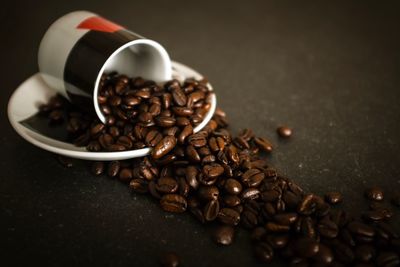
{"left": 39, "top": 75, "right": 399, "bottom": 267}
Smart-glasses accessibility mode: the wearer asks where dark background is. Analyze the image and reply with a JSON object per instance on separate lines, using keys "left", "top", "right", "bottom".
{"left": 1, "top": 1, "right": 400, "bottom": 266}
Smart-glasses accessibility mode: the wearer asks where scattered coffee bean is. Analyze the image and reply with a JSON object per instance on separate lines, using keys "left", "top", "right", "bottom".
{"left": 159, "top": 252, "right": 180, "bottom": 267}
{"left": 365, "top": 186, "right": 384, "bottom": 201}
{"left": 213, "top": 225, "right": 235, "bottom": 245}
{"left": 277, "top": 126, "right": 292, "bottom": 138}
{"left": 325, "top": 191, "right": 342, "bottom": 204}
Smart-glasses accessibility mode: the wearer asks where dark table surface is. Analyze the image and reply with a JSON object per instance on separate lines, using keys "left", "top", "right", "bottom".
{"left": 1, "top": 1, "right": 400, "bottom": 266}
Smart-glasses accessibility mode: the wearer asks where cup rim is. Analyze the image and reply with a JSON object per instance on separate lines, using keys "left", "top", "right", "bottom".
{"left": 93, "top": 38, "right": 172, "bottom": 123}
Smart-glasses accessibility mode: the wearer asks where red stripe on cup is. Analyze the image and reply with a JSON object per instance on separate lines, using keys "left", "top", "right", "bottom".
{"left": 77, "top": 16, "right": 124, "bottom": 33}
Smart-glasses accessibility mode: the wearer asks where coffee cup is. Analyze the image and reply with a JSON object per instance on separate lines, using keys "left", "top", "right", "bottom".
{"left": 38, "top": 10, "right": 172, "bottom": 123}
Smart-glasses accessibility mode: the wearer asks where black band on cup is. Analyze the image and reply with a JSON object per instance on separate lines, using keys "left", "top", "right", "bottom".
{"left": 64, "top": 29, "right": 140, "bottom": 111}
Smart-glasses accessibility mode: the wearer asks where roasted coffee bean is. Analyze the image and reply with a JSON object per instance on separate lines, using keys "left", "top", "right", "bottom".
{"left": 197, "top": 185, "right": 219, "bottom": 201}
{"left": 273, "top": 213, "right": 298, "bottom": 225}
{"left": 49, "top": 109, "right": 64, "bottom": 122}
{"left": 123, "top": 95, "right": 141, "bottom": 106}
{"left": 160, "top": 194, "right": 187, "bottom": 213}
{"left": 365, "top": 186, "right": 384, "bottom": 201}
{"left": 241, "top": 188, "right": 260, "bottom": 200}
{"left": 156, "top": 177, "right": 178, "bottom": 194}
{"left": 241, "top": 168, "right": 265, "bottom": 187}
{"left": 222, "top": 195, "right": 241, "bottom": 207}
{"left": 224, "top": 178, "right": 243, "bottom": 195}
{"left": 213, "top": 225, "right": 235, "bottom": 245}
{"left": 144, "top": 130, "right": 162, "bottom": 147}
{"left": 355, "top": 245, "right": 376, "bottom": 263}
{"left": 218, "top": 208, "right": 240, "bottom": 226}
{"left": 254, "top": 137, "right": 273, "bottom": 152}
{"left": 298, "top": 194, "right": 316, "bottom": 215}
{"left": 376, "top": 251, "right": 400, "bottom": 267}
{"left": 178, "top": 124, "right": 193, "bottom": 144}
{"left": 277, "top": 126, "right": 292, "bottom": 138}
{"left": 293, "top": 237, "right": 320, "bottom": 258}
{"left": 185, "top": 145, "right": 201, "bottom": 162}
{"left": 119, "top": 168, "right": 133, "bottom": 182}
{"left": 107, "top": 144, "right": 126, "bottom": 151}
{"left": 325, "top": 191, "right": 342, "bottom": 204}
{"left": 159, "top": 251, "right": 179, "bottom": 267}
{"left": 312, "top": 244, "right": 334, "bottom": 264}
{"left": 185, "top": 166, "right": 199, "bottom": 189}
{"left": 202, "top": 163, "right": 224, "bottom": 179}
{"left": 251, "top": 227, "right": 267, "bottom": 241}
{"left": 116, "top": 136, "right": 133, "bottom": 149}
{"left": 362, "top": 210, "right": 387, "bottom": 221}
{"left": 254, "top": 242, "right": 274, "bottom": 263}
{"left": 91, "top": 161, "right": 104, "bottom": 176}
{"left": 155, "top": 116, "right": 176, "bottom": 127}
{"left": 90, "top": 123, "right": 105, "bottom": 136}
{"left": 57, "top": 155, "right": 73, "bottom": 168}
{"left": 317, "top": 218, "right": 338, "bottom": 238}
{"left": 265, "top": 222, "right": 290, "bottom": 233}
{"left": 187, "top": 132, "right": 207, "bottom": 147}
{"left": 226, "top": 145, "right": 240, "bottom": 164}
{"left": 348, "top": 221, "right": 375, "bottom": 238}
{"left": 152, "top": 136, "right": 177, "bottom": 159}
{"left": 171, "top": 86, "right": 187, "bottom": 106}
{"left": 265, "top": 234, "right": 289, "bottom": 249}
{"left": 107, "top": 161, "right": 120, "bottom": 177}
{"left": 300, "top": 217, "right": 317, "bottom": 239}
{"left": 201, "top": 198, "right": 219, "bottom": 221}
{"left": 172, "top": 107, "right": 193, "bottom": 117}
{"left": 241, "top": 210, "right": 258, "bottom": 229}
{"left": 261, "top": 190, "right": 280, "bottom": 202}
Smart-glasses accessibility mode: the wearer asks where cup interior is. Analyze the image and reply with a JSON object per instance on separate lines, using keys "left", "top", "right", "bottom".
{"left": 94, "top": 39, "right": 172, "bottom": 123}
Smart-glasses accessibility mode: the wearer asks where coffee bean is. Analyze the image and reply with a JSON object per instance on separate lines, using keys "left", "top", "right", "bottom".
{"left": 145, "top": 130, "right": 163, "bottom": 147}
{"left": 376, "top": 251, "right": 400, "bottom": 267}
{"left": 91, "top": 161, "right": 104, "bottom": 176}
{"left": 348, "top": 221, "right": 375, "bottom": 238}
{"left": 317, "top": 218, "right": 338, "bottom": 238}
{"left": 355, "top": 245, "right": 376, "bottom": 263}
{"left": 365, "top": 186, "right": 384, "bottom": 201}
{"left": 197, "top": 185, "right": 219, "bottom": 201}
{"left": 241, "top": 210, "right": 258, "bottom": 229}
{"left": 293, "top": 237, "right": 320, "bottom": 258}
{"left": 241, "top": 188, "right": 260, "bottom": 200}
{"left": 152, "top": 136, "right": 177, "bottom": 159}
{"left": 170, "top": 86, "right": 187, "bottom": 106}
{"left": 362, "top": 210, "right": 387, "bottom": 221}
{"left": 202, "top": 163, "right": 224, "bottom": 179}
{"left": 312, "top": 244, "right": 334, "bottom": 264}
{"left": 277, "top": 126, "right": 292, "bottom": 138}
{"left": 172, "top": 107, "right": 193, "bottom": 117}
{"left": 265, "top": 234, "right": 289, "bottom": 249}
{"left": 156, "top": 177, "right": 178, "bottom": 194}
{"left": 273, "top": 213, "right": 298, "bottom": 225}
{"left": 178, "top": 124, "right": 193, "bottom": 144}
{"left": 325, "top": 191, "right": 342, "bottom": 204}
{"left": 119, "top": 168, "right": 133, "bottom": 182}
{"left": 254, "top": 242, "right": 274, "bottom": 263}
{"left": 155, "top": 116, "right": 176, "bottom": 127}
{"left": 241, "top": 168, "right": 265, "bottom": 187}
{"left": 57, "top": 155, "right": 73, "bottom": 168}
{"left": 218, "top": 208, "right": 240, "bottom": 226}
{"left": 261, "top": 190, "right": 280, "bottom": 202}
{"left": 160, "top": 194, "right": 187, "bottom": 213}
{"left": 298, "top": 194, "right": 316, "bottom": 215}
{"left": 203, "top": 199, "right": 220, "bottom": 221}
{"left": 159, "top": 252, "right": 179, "bottom": 267}
{"left": 107, "top": 161, "right": 120, "bottom": 177}
{"left": 224, "top": 179, "right": 243, "bottom": 195}
{"left": 222, "top": 195, "right": 241, "bottom": 207}
{"left": 265, "top": 222, "right": 290, "bottom": 233}
{"left": 213, "top": 225, "right": 235, "bottom": 245}
{"left": 187, "top": 132, "right": 207, "bottom": 147}
{"left": 254, "top": 137, "right": 273, "bottom": 152}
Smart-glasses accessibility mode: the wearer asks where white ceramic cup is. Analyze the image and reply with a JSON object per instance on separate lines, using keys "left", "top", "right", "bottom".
{"left": 38, "top": 10, "right": 172, "bottom": 123}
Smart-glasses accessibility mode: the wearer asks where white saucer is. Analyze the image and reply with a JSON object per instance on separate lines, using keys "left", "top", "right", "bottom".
{"left": 7, "top": 61, "right": 217, "bottom": 161}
